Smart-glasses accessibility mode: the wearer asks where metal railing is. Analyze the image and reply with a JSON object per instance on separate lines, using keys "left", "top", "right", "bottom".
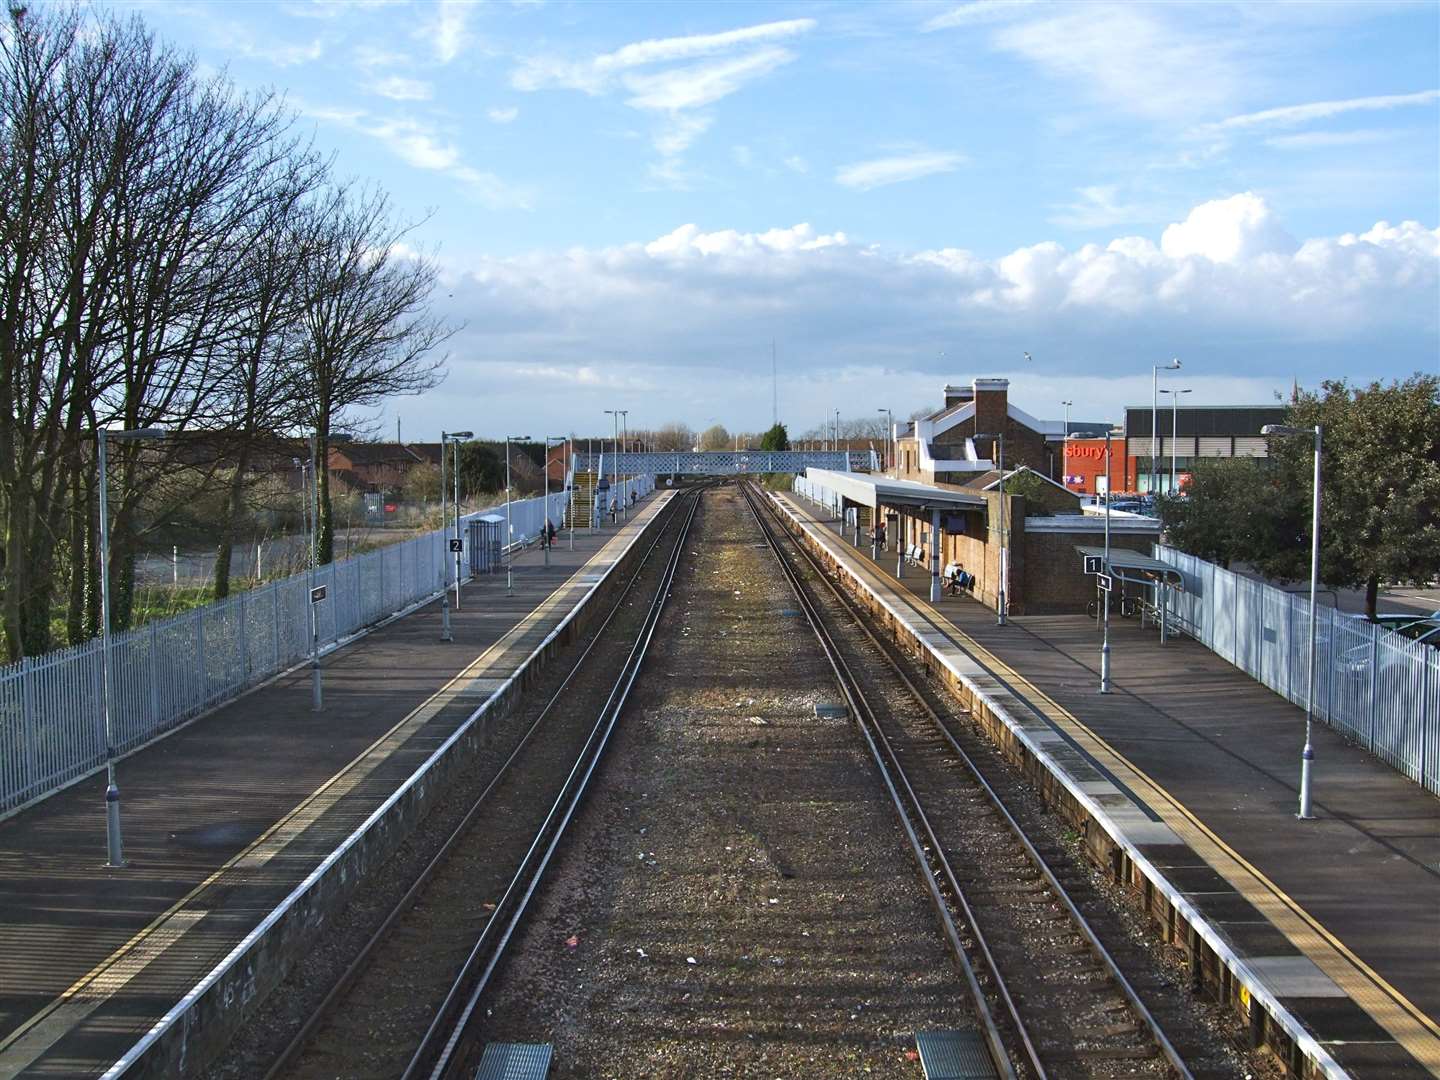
{"left": 1155, "top": 546, "right": 1439, "bottom": 794}
{"left": 0, "top": 483, "right": 656, "bottom": 816}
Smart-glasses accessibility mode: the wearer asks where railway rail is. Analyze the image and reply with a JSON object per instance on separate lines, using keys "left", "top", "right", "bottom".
{"left": 259, "top": 486, "right": 702, "bottom": 1080}
{"left": 741, "top": 481, "right": 1220, "bottom": 1080}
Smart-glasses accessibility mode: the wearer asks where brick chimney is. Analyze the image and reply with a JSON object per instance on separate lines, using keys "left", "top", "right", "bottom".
{"left": 942, "top": 383, "right": 974, "bottom": 410}
{"left": 972, "top": 378, "right": 1009, "bottom": 441}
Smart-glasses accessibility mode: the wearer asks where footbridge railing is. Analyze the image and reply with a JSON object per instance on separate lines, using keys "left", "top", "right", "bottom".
{"left": 577, "top": 449, "right": 877, "bottom": 476}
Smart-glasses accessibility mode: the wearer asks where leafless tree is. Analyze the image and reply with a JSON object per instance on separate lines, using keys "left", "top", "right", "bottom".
{"left": 654, "top": 422, "right": 696, "bottom": 451}
{"left": 290, "top": 184, "right": 454, "bottom": 564}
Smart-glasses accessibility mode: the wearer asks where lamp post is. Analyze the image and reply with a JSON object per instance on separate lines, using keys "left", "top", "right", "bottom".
{"left": 1101, "top": 430, "right": 1113, "bottom": 693}
{"left": 975, "top": 432, "right": 1007, "bottom": 625}
{"left": 1262, "top": 422, "right": 1323, "bottom": 819}
{"left": 1062, "top": 400, "right": 1073, "bottom": 435}
{"left": 1160, "top": 389, "right": 1191, "bottom": 495}
{"left": 877, "top": 408, "right": 893, "bottom": 475}
{"left": 439, "top": 432, "right": 472, "bottom": 637}
{"left": 96, "top": 425, "right": 165, "bottom": 866}
{"left": 604, "top": 410, "right": 619, "bottom": 524}
{"left": 619, "top": 410, "right": 630, "bottom": 518}
{"left": 1152, "top": 358, "right": 1181, "bottom": 495}
{"left": 306, "top": 429, "right": 351, "bottom": 711}
{"left": 544, "top": 436, "right": 565, "bottom": 566}
{"left": 834, "top": 409, "right": 841, "bottom": 465}
{"left": 505, "top": 435, "right": 530, "bottom": 594}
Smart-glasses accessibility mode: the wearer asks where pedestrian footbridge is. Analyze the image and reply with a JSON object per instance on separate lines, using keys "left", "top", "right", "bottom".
{"left": 575, "top": 449, "right": 879, "bottom": 476}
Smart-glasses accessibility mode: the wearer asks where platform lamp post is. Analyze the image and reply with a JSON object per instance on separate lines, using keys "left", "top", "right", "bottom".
{"left": 1262, "top": 422, "right": 1323, "bottom": 820}
{"left": 1101, "top": 430, "right": 1113, "bottom": 693}
{"left": 974, "top": 431, "right": 1008, "bottom": 625}
{"left": 437, "top": 431, "right": 472, "bottom": 641}
{"left": 505, "top": 435, "right": 530, "bottom": 595}
{"left": 1152, "top": 358, "right": 1181, "bottom": 495}
{"left": 877, "top": 408, "right": 893, "bottom": 475}
{"left": 619, "top": 410, "right": 630, "bottom": 519}
{"left": 95, "top": 425, "right": 166, "bottom": 866}
{"left": 1160, "top": 389, "right": 1191, "bottom": 495}
{"left": 543, "top": 436, "right": 565, "bottom": 566}
{"left": 308, "top": 430, "right": 352, "bottom": 712}
{"left": 604, "top": 410, "right": 619, "bottom": 524}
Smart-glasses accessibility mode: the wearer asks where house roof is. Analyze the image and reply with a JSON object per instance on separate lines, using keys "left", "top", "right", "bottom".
{"left": 332, "top": 441, "right": 425, "bottom": 466}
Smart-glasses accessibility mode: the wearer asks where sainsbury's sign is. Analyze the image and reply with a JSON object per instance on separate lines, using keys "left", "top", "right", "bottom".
{"left": 1064, "top": 443, "right": 1107, "bottom": 460}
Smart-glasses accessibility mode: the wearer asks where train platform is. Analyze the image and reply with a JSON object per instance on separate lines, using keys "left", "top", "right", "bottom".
{"left": 772, "top": 490, "right": 1440, "bottom": 1079}
{"left": 0, "top": 490, "right": 675, "bottom": 1080}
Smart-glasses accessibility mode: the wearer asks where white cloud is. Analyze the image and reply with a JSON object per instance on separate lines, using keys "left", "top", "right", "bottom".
{"left": 622, "top": 47, "right": 795, "bottom": 112}
{"left": 487, "top": 106, "right": 520, "bottom": 123}
{"left": 1211, "top": 89, "right": 1440, "bottom": 132}
{"left": 302, "top": 103, "right": 533, "bottom": 209}
{"left": 1159, "top": 192, "right": 1297, "bottom": 263}
{"left": 435, "top": 196, "right": 1437, "bottom": 400}
{"left": 373, "top": 75, "right": 434, "bottom": 101}
{"left": 783, "top": 154, "right": 809, "bottom": 174}
{"left": 510, "top": 18, "right": 814, "bottom": 169}
{"left": 426, "top": 0, "right": 474, "bottom": 64}
{"left": 233, "top": 34, "right": 325, "bottom": 67}
{"left": 835, "top": 150, "right": 966, "bottom": 191}
{"left": 1265, "top": 129, "right": 1404, "bottom": 150}
{"left": 1051, "top": 185, "right": 1171, "bottom": 230}
{"left": 994, "top": 5, "right": 1246, "bottom": 120}
{"left": 353, "top": 44, "right": 408, "bottom": 70}
{"left": 923, "top": 0, "right": 1035, "bottom": 32}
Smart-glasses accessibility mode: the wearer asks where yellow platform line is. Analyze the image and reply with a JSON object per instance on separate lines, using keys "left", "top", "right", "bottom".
{"left": 780, "top": 494, "right": 1440, "bottom": 1069}
{"left": 0, "top": 499, "right": 668, "bottom": 1066}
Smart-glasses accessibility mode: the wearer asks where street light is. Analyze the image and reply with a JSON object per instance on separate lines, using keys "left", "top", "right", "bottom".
{"left": 1262, "top": 422, "right": 1323, "bottom": 819}
{"left": 974, "top": 431, "right": 1007, "bottom": 625}
{"left": 1152, "top": 358, "right": 1181, "bottom": 495}
{"left": 619, "top": 410, "right": 630, "bottom": 519}
{"left": 1061, "top": 400, "right": 1073, "bottom": 435}
{"left": 877, "top": 408, "right": 893, "bottom": 475}
{"left": 96, "top": 424, "right": 166, "bottom": 866}
{"left": 439, "top": 430, "right": 472, "bottom": 640}
{"left": 308, "top": 429, "right": 351, "bottom": 712}
{"left": 1159, "top": 389, "right": 1191, "bottom": 495}
{"left": 543, "top": 436, "right": 566, "bottom": 566}
{"left": 505, "top": 435, "right": 530, "bottom": 594}
{"left": 604, "top": 410, "right": 620, "bottom": 525}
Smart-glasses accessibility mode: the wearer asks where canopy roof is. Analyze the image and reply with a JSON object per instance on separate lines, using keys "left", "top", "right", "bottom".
{"left": 805, "top": 469, "right": 987, "bottom": 512}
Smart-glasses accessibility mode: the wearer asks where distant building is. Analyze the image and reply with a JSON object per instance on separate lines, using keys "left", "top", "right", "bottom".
{"left": 893, "top": 378, "right": 1087, "bottom": 488}
{"left": 326, "top": 441, "right": 429, "bottom": 494}
{"left": 1060, "top": 405, "right": 1288, "bottom": 496}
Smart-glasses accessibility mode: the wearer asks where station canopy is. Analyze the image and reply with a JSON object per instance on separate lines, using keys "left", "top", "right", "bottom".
{"left": 805, "top": 469, "right": 987, "bottom": 512}
{"left": 1074, "top": 545, "right": 1184, "bottom": 588}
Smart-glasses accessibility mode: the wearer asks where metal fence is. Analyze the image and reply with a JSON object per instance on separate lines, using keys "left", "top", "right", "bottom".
{"left": 1155, "top": 546, "right": 1439, "bottom": 794}
{"left": 0, "top": 481, "right": 653, "bottom": 816}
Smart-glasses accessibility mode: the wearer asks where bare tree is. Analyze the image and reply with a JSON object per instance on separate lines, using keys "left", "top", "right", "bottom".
{"left": 291, "top": 184, "right": 454, "bottom": 564}
{"left": 697, "top": 424, "right": 730, "bottom": 451}
{"left": 654, "top": 421, "right": 695, "bottom": 452}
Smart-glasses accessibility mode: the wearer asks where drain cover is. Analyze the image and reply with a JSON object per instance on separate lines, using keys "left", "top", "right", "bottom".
{"left": 474, "top": 1042, "right": 552, "bottom": 1080}
{"left": 914, "top": 1029, "right": 997, "bottom": 1079}
{"left": 814, "top": 702, "right": 847, "bottom": 719}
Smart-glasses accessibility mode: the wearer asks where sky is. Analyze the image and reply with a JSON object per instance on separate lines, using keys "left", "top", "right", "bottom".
{"left": 121, "top": 0, "right": 1439, "bottom": 439}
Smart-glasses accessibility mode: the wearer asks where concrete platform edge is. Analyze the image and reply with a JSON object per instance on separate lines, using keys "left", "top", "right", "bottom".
{"left": 98, "top": 499, "right": 674, "bottom": 1080}
{"left": 768, "top": 491, "right": 1352, "bottom": 1080}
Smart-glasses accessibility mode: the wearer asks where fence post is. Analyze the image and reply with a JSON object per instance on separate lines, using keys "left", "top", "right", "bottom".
{"left": 1367, "top": 627, "right": 1379, "bottom": 752}
{"left": 197, "top": 604, "right": 207, "bottom": 707}
{"left": 1421, "top": 656, "right": 1433, "bottom": 793}
{"left": 149, "top": 622, "right": 160, "bottom": 729}
{"left": 20, "top": 657, "right": 36, "bottom": 802}
{"left": 239, "top": 588, "right": 249, "bottom": 685}
{"left": 379, "top": 547, "right": 386, "bottom": 617}
{"left": 273, "top": 582, "right": 281, "bottom": 669}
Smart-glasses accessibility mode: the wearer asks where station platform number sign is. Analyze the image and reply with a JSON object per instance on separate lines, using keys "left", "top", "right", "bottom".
{"left": 1083, "top": 555, "right": 1104, "bottom": 575}
{"left": 449, "top": 538, "right": 463, "bottom": 552}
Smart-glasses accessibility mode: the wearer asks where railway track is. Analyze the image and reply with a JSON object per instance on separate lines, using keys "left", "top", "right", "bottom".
{"left": 741, "top": 481, "right": 1217, "bottom": 1080}
{"left": 261, "top": 486, "right": 702, "bottom": 1080}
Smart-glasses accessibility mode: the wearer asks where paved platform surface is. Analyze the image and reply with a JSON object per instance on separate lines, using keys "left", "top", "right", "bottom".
{"left": 0, "top": 493, "right": 673, "bottom": 1079}
{"left": 778, "top": 492, "right": 1440, "bottom": 1079}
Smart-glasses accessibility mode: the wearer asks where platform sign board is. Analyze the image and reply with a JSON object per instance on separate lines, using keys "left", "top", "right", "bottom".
{"left": 1083, "top": 555, "right": 1104, "bottom": 575}
{"left": 309, "top": 585, "right": 327, "bottom": 604}
{"left": 1096, "top": 573, "right": 1113, "bottom": 593}
{"left": 448, "top": 538, "right": 463, "bottom": 553}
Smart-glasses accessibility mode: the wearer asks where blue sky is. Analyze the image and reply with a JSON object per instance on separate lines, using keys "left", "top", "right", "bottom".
{"left": 125, "top": 0, "right": 1438, "bottom": 438}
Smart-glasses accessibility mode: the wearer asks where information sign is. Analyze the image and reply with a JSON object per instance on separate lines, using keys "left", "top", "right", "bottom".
{"left": 1096, "top": 573, "right": 1113, "bottom": 593}
{"left": 310, "top": 585, "right": 327, "bottom": 603}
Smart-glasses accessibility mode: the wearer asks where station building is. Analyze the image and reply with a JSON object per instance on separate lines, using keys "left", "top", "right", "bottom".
{"left": 1061, "top": 404, "right": 1287, "bottom": 496}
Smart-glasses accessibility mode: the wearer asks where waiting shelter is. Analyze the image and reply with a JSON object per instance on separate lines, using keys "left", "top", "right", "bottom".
{"left": 1074, "top": 544, "right": 1185, "bottom": 643}
{"left": 795, "top": 469, "right": 986, "bottom": 601}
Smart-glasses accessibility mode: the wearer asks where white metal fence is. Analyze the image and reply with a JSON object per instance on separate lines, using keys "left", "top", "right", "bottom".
{"left": 1155, "top": 546, "right": 1440, "bottom": 795}
{"left": 0, "top": 482, "right": 654, "bottom": 816}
